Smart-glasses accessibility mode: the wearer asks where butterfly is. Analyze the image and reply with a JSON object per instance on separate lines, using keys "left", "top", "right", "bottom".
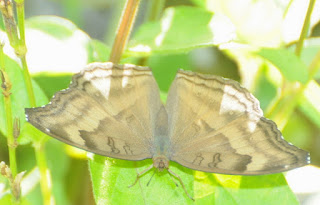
{"left": 25, "top": 62, "right": 309, "bottom": 200}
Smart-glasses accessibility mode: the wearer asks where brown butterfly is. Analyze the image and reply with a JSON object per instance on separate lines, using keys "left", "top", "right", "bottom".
{"left": 25, "top": 62, "right": 309, "bottom": 200}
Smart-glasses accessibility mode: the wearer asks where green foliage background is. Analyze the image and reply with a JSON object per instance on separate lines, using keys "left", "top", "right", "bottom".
{"left": 1, "top": 0, "right": 319, "bottom": 204}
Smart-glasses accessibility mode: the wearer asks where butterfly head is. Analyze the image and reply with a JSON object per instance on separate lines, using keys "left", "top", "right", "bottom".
{"left": 152, "top": 156, "right": 169, "bottom": 172}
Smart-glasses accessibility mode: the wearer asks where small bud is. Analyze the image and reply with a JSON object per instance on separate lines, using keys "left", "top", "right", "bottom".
{"left": 0, "top": 161, "right": 6, "bottom": 176}
{"left": 12, "top": 171, "right": 25, "bottom": 200}
{"left": 0, "top": 161, "right": 25, "bottom": 200}
{"left": 5, "top": 165, "right": 12, "bottom": 179}
{"left": 0, "top": 70, "right": 12, "bottom": 97}
{"left": 14, "top": 44, "right": 27, "bottom": 58}
{"left": 0, "top": 70, "right": 4, "bottom": 84}
{"left": 0, "top": 161, "right": 12, "bottom": 179}
{"left": 0, "top": 0, "right": 19, "bottom": 49}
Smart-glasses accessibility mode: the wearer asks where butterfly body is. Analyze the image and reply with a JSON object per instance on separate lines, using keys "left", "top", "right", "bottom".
{"left": 153, "top": 105, "right": 170, "bottom": 157}
{"left": 25, "top": 62, "right": 309, "bottom": 176}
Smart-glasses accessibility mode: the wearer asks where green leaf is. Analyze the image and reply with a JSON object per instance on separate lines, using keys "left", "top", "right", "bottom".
{"left": 89, "top": 155, "right": 194, "bottom": 204}
{"left": 0, "top": 55, "right": 48, "bottom": 144}
{"left": 31, "top": 73, "right": 72, "bottom": 99}
{"left": 282, "top": 110, "right": 313, "bottom": 149}
{"left": 190, "top": 0, "right": 206, "bottom": 7}
{"left": 0, "top": 194, "right": 30, "bottom": 205}
{"left": 147, "top": 53, "right": 193, "bottom": 91}
{"left": 288, "top": 37, "right": 320, "bottom": 78}
{"left": 194, "top": 172, "right": 298, "bottom": 204}
{"left": 24, "top": 15, "right": 91, "bottom": 74}
{"left": 256, "top": 48, "right": 309, "bottom": 84}
{"left": 88, "top": 39, "right": 111, "bottom": 63}
{"left": 129, "top": 6, "right": 234, "bottom": 55}
{"left": 89, "top": 155, "right": 300, "bottom": 204}
{"left": 17, "top": 141, "right": 72, "bottom": 205}
{"left": 26, "top": 16, "right": 81, "bottom": 39}
{"left": 237, "top": 175, "right": 299, "bottom": 204}
{"left": 46, "top": 140, "right": 72, "bottom": 205}
{"left": 253, "top": 64, "right": 278, "bottom": 111}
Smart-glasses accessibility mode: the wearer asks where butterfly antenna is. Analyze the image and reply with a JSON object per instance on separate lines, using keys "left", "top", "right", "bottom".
{"left": 146, "top": 171, "right": 156, "bottom": 186}
{"left": 168, "top": 168, "right": 194, "bottom": 201}
{"left": 128, "top": 164, "right": 153, "bottom": 188}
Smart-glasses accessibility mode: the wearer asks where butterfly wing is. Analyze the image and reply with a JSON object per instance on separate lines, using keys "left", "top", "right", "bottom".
{"left": 26, "top": 62, "right": 163, "bottom": 161}
{"left": 166, "top": 70, "right": 309, "bottom": 175}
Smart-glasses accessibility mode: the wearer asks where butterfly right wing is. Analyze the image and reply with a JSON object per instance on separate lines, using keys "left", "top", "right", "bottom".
{"left": 26, "top": 62, "right": 164, "bottom": 161}
{"left": 166, "top": 70, "right": 309, "bottom": 175}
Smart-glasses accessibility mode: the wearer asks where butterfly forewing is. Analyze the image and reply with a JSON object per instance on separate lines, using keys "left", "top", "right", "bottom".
{"left": 26, "top": 62, "right": 163, "bottom": 161}
{"left": 166, "top": 70, "right": 309, "bottom": 175}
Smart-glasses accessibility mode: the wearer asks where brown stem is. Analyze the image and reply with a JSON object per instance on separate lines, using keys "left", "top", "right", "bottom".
{"left": 109, "top": 0, "right": 141, "bottom": 64}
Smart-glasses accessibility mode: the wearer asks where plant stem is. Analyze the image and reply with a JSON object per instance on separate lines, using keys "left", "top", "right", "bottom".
{"left": 14, "top": 0, "right": 35, "bottom": 106}
{"left": 295, "top": 0, "right": 316, "bottom": 56}
{"left": 1, "top": 55, "right": 17, "bottom": 180}
{"left": 5, "top": 94, "right": 17, "bottom": 177}
{"left": 21, "top": 56, "right": 36, "bottom": 106}
{"left": 109, "top": 0, "right": 141, "bottom": 64}
{"left": 15, "top": 0, "right": 26, "bottom": 46}
{"left": 283, "top": 0, "right": 294, "bottom": 18}
{"left": 1, "top": 41, "right": 19, "bottom": 204}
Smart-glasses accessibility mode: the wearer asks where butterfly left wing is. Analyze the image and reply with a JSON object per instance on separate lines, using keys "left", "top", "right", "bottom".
{"left": 26, "top": 62, "right": 164, "bottom": 161}
{"left": 166, "top": 70, "right": 309, "bottom": 175}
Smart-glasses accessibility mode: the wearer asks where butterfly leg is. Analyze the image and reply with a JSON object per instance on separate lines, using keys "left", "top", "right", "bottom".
{"left": 168, "top": 168, "right": 194, "bottom": 201}
{"left": 128, "top": 164, "right": 153, "bottom": 188}
{"left": 168, "top": 173, "right": 179, "bottom": 187}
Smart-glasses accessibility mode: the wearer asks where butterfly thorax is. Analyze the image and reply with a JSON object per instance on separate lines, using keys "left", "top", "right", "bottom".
{"left": 152, "top": 155, "right": 169, "bottom": 172}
